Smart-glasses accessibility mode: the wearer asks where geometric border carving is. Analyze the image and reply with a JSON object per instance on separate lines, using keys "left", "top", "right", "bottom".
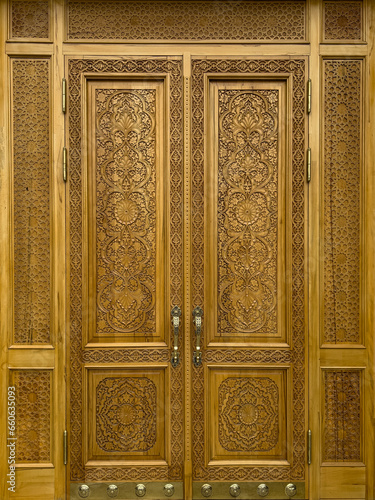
{"left": 191, "top": 58, "right": 305, "bottom": 481}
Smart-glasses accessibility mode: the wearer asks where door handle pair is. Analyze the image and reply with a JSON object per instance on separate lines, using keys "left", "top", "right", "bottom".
{"left": 170, "top": 306, "right": 203, "bottom": 368}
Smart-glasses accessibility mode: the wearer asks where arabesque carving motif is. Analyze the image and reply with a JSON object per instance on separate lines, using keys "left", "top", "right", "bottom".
{"left": 324, "top": 1, "right": 362, "bottom": 41}
{"left": 68, "top": 58, "right": 183, "bottom": 481}
{"left": 96, "top": 377, "right": 157, "bottom": 452}
{"left": 218, "top": 90, "right": 278, "bottom": 334}
{"left": 95, "top": 89, "right": 156, "bottom": 334}
{"left": 11, "top": 0, "right": 49, "bottom": 39}
{"left": 67, "top": 1, "right": 305, "bottom": 41}
{"left": 219, "top": 377, "right": 279, "bottom": 452}
{"left": 323, "top": 371, "right": 361, "bottom": 462}
{"left": 191, "top": 58, "right": 305, "bottom": 481}
{"left": 14, "top": 370, "right": 51, "bottom": 462}
{"left": 12, "top": 59, "right": 51, "bottom": 345}
{"left": 323, "top": 60, "right": 361, "bottom": 344}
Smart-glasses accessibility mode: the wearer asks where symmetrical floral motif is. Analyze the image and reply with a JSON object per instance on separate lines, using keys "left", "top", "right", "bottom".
{"left": 14, "top": 370, "right": 51, "bottom": 462}
{"left": 96, "top": 377, "right": 157, "bottom": 452}
{"left": 191, "top": 59, "right": 305, "bottom": 481}
{"left": 323, "top": 60, "right": 361, "bottom": 344}
{"left": 219, "top": 378, "right": 279, "bottom": 452}
{"left": 324, "top": 1, "right": 362, "bottom": 41}
{"left": 10, "top": 0, "right": 49, "bottom": 39}
{"left": 218, "top": 90, "right": 278, "bottom": 334}
{"left": 95, "top": 90, "right": 156, "bottom": 334}
{"left": 12, "top": 59, "right": 51, "bottom": 344}
{"left": 323, "top": 371, "right": 362, "bottom": 462}
{"left": 68, "top": 58, "right": 183, "bottom": 481}
{"left": 67, "top": 1, "right": 305, "bottom": 41}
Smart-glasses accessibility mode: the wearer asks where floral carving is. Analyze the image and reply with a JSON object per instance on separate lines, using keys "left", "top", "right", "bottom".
{"left": 219, "top": 377, "right": 279, "bottom": 452}
{"left": 96, "top": 377, "right": 157, "bottom": 452}
{"left": 95, "top": 89, "right": 156, "bottom": 334}
{"left": 218, "top": 90, "right": 278, "bottom": 333}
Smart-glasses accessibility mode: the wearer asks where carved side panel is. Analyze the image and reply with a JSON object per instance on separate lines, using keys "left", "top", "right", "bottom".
{"left": 12, "top": 59, "right": 51, "bottom": 345}
{"left": 67, "top": 1, "right": 305, "bottom": 41}
{"left": 218, "top": 90, "right": 278, "bottom": 334}
{"left": 95, "top": 89, "right": 156, "bottom": 335}
{"left": 323, "top": 1, "right": 362, "bottom": 41}
{"left": 10, "top": 0, "right": 50, "bottom": 39}
{"left": 12, "top": 370, "right": 51, "bottom": 463}
{"left": 323, "top": 60, "right": 362, "bottom": 344}
{"left": 323, "top": 370, "right": 362, "bottom": 462}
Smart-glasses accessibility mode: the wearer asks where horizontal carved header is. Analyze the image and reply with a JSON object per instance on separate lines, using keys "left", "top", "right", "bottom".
{"left": 67, "top": 0, "right": 306, "bottom": 42}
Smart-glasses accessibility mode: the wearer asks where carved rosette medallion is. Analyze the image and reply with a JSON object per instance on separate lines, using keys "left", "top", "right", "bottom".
{"left": 96, "top": 90, "right": 156, "bottom": 334}
{"left": 96, "top": 377, "right": 157, "bottom": 452}
{"left": 219, "top": 377, "right": 279, "bottom": 452}
{"left": 218, "top": 90, "right": 278, "bottom": 334}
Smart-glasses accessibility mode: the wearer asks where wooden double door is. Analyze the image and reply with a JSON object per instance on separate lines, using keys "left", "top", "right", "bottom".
{"left": 66, "top": 57, "right": 307, "bottom": 500}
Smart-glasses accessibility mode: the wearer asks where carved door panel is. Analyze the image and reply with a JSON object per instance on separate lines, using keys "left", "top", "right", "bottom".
{"left": 67, "top": 59, "right": 184, "bottom": 498}
{"left": 190, "top": 59, "right": 307, "bottom": 498}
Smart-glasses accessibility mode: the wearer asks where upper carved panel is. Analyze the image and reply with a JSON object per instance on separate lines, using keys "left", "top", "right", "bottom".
{"left": 67, "top": 1, "right": 305, "bottom": 41}
{"left": 10, "top": 0, "right": 49, "bottom": 39}
{"left": 323, "top": 60, "right": 361, "bottom": 344}
{"left": 96, "top": 377, "right": 157, "bottom": 452}
{"left": 12, "top": 59, "right": 51, "bottom": 345}
{"left": 218, "top": 90, "right": 278, "bottom": 334}
{"left": 323, "top": 1, "right": 362, "bottom": 41}
{"left": 95, "top": 89, "right": 156, "bottom": 334}
{"left": 219, "top": 377, "right": 279, "bottom": 452}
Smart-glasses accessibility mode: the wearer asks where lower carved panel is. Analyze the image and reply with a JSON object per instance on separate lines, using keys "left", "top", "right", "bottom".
{"left": 12, "top": 370, "right": 51, "bottom": 463}
{"left": 323, "top": 370, "right": 362, "bottom": 462}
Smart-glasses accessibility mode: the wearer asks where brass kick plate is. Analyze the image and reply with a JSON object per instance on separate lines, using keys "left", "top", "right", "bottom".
{"left": 70, "top": 482, "right": 183, "bottom": 499}
{"left": 193, "top": 481, "right": 305, "bottom": 499}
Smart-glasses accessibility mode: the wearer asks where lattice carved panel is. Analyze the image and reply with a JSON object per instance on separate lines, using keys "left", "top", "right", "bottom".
{"left": 218, "top": 90, "right": 278, "bottom": 335}
{"left": 191, "top": 58, "right": 305, "bottom": 481}
{"left": 94, "top": 89, "right": 157, "bottom": 335}
{"left": 323, "top": 370, "right": 362, "bottom": 462}
{"left": 68, "top": 58, "right": 183, "bottom": 482}
{"left": 323, "top": 60, "right": 362, "bottom": 344}
{"left": 12, "top": 58, "right": 51, "bottom": 345}
{"left": 10, "top": 0, "right": 49, "bottom": 39}
{"left": 323, "top": 1, "right": 362, "bottom": 41}
{"left": 67, "top": 1, "right": 306, "bottom": 41}
{"left": 12, "top": 370, "right": 51, "bottom": 463}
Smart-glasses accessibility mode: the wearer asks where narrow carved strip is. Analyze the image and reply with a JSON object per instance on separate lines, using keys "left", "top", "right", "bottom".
{"left": 67, "top": 1, "right": 305, "bottom": 41}
{"left": 12, "top": 59, "right": 51, "bottom": 344}
{"left": 13, "top": 370, "right": 51, "bottom": 462}
{"left": 323, "top": 1, "right": 362, "bottom": 41}
{"left": 323, "top": 60, "right": 361, "bottom": 344}
{"left": 323, "top": 370, "right": 362, "bottom": 462}
{"left": 11, "top": 0, "right": 49, "bottom": 39}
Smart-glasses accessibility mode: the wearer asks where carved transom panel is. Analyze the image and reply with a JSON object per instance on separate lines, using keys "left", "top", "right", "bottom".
{"left": 323, "top": 1, "right": 362, "bottom": 41}
{"left": 96, "top": 377, "right": 157, "bottom": 452}
{"left": 95, "top": 89, "right": 156, "bottom": 334}
{"left": 219, "top": 377, "right": 279, "bottom": 452}
{"left": 218, "top": 90, "right": 278, "bottom": 334}
{"left": 10, "top": 0, "right": 50, "bottom": 39}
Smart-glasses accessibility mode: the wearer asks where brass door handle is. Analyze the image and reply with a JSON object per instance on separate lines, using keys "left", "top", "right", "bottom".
{"left": 193, "top": 306, "right": 203, "bottom": 367}
{"left": 171, "top": 306, "right": 182, "bottom": 367}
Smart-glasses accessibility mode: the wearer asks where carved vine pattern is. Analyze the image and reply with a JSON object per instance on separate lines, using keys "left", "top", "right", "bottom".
{"left": 218, "top": 90, "right": 278, "bottom": 334}
{"left": 68, "top": 58, "right": 183, "bottom": 482}
{"left": 323, "top": 1, "right": 362, "bottom": 41}
{"left": 12, "top": 59, "right": 51, "bottom": 345}
{"left": 67, "top": 1, "right": 305, "bottom": 41}
{"left": 96, "top": 377, "right": 157, "bottom": 452}
{"left": 10, "top": 0, "right": 49, "bottom": 39}
{"left": 191, "top": 59, "right": 305, "bottom": 481}
{"left": 14, "top": 370, "right": 51, "bottom": 462}
{"left": 95, "top": 89, "right": 156, "bottom": 334}
{"left": 323, "top": 60, "right": 361, "bottom": 344}
{"left": 323, "top": 370, "right": 362, "bottom": 462}
{"left": 219, "top": 377, "right": 279, "bottom": 452}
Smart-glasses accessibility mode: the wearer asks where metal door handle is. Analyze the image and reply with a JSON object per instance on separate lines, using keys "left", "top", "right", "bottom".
{"left": 193, "top": 306, "right": 203, "bottom": 367}
{"left": 171, "top": 306, "right": 182, "bottom": 367}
